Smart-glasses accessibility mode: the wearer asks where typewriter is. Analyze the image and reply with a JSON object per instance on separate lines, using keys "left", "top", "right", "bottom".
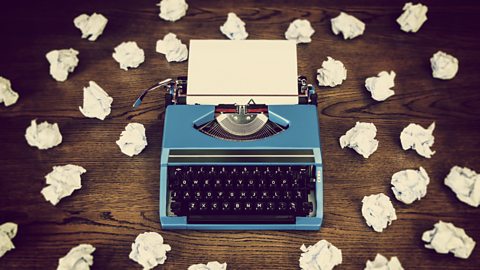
{"left": 135, "top": 40, "right": 323, "bottom": 230}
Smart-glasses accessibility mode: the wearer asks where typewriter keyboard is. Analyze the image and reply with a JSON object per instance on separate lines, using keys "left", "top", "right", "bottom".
{"left": 167, "top": 166, "right": 316, "bottom": 224}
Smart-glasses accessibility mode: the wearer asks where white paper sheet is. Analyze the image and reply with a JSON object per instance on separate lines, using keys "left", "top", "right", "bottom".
{"left": 41, "top": 164, "right": 87, "bottom": 206}
{"left": 400, "top": 122, "right": 435, "bottom": 158}
{"left": 187, "top": 40, "right": 298, "bottom": 105}
{"left": 0, "top": 76, "right": 19, "bottom": 107}
{"left": 188, "top": 261, "right": 228, "bottom": 270}
{"left": 317, "top": 57, "right": 347, "bottom": 87}
{"left": 79, "top": 81, "right": 113, "bottom": 120}
{"left": 116, "top": 123, "right": 148, "bottom": 157}
{"left": 331, "top": 12, "right": 365, "bottom": 40}
{"left": 25, "top": 119, "right": 63, "bottom": 150}
{"left": 444, "top": 166, "right": 480, "bottom": 207}
{"left": 220, "top": 13, "right": 248, "bottom": 40}
{"left": 112, "top": 41, "right": 145, "bottom": 70}
{"left": 57, "top": 244, "right": 95, "bottom": 270}
{"left": 158, "top": 0, "right": 188, "bottom": 22}
{"left": 129, "top": 232, "right": 171, "bottom": 270}
{"left": 396, "top": 2, "right": 428, "bottom": 33}
{"left": 299, "top": 240, "right": 342, "bottom": 270}
{"left": 156, "top": 33, "right": 188, "bottom": 62}
{"left": 0, "top": 222, "right": 18, "bottom": 258}
{"left": 362, "top": 193, "right": 397, "bottom": 232}
{"left": 430, "top": 51, "right": 459, "bottom": 80}
{"left": 364, "top": 254, "right": 404, "bottom": 270}
{"left": 285, "top": 19, "right": 315, "bottom": 44}
{"left": 73, "top": 13, "right": 108, "bottom": 41}
{"left": 391, "top": 167, "right": 430, "bottom": 204}
{"left": 365, "top": 71, "right": 396, "bottom": 101}
{"left": 422, "top": 221, "right": 476, "bottom": 259}
{"left": 46, "top": 49, "right": 79, "bottom": 82}
{"left": 339, "top": 122, "right": 378, "bottom": 158}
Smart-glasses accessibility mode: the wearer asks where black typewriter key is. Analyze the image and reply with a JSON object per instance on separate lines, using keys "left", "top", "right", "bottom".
{"left": 280, "top": 179, "right": 289, "bottom": 189}
{"left": 278, "top": 202, "right": 287, "bottom": 212}
{"left": 171, "top": 191, "right": 180, "bottom": 200}
{"left": 272, "top": 191, "right": 281, "bottom": 200}
{"left": 239, "top": 191, "right": 248, "bottom": 200}
{"left": 180, "top": 179, "right": 189, "bottom": 188}
{"left": 236, "top": 179, "right": 245, "bottom": 189}
{"left": 244, "top": 202, "right": 253, "bottom": 212}
{"left": 266, "top": 202, "right": 276, "bottom": 212}
{"left": 250, "top": 191, "right": 258, "bottom": 200}
{"left": 225, "top": 179, "right": 234, "bottom": 189}
{"left": 194, "top": 191, "right": 203, "bottom": 201}
{"left": 216, "top": 191, "right": 225, "bottom": 200}
{"left": 183, "top": 191, "right": 192, "bottom": 201}
{"left": 221, "top": 202, "right": 231, "bottom": 211}
{"left": 205, "top": 191, "right": 214, "bottom": 201}
{"left": 188, "top": 202, "right": 198, "bottom": 212}
{"left": 289, "top": 202, "right": 298, "bottom": 213}
{"left": 192, "top": 178, "right": 200, "bottom": 189}
{"left": 213, "top": 179, "right": 222, "bottom": 189}
{"left": 255, "top": 202, "right": 265, "bottom": 211}
{"left": 199, "top": 202, "right": 208, "bottom": 212}
{"left": 261, "top": 191, "right": 270, "bottom": 200}
{"left": 295, "top": 190, "right": 306, "bottom": 200}
{"left": 268, "top": 179, "right": 277, "bottom": 189}
{"left": 228, "top": 191, "right": 236, "bottom": 200}
{"left": 211, "top": 202, "right": 220, "bottom": 212}
{"left": 258, "top": 178, "right": 267, "bottom": 189}
{"left": 247, "top": 179, "right": 255, "bottom": 189}
{"left": 284, "top": 191, "right": 293, "bottom": 200}
{"left": 233, "top": 202, "right": 242, "bottom": 212}
{"left": 203, "top": 178, "right": 212, "bottom": 188}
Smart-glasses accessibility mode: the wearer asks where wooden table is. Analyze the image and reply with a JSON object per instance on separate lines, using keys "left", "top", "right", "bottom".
{"left": 1, "top": 0, "right": 479, "bottom": 269}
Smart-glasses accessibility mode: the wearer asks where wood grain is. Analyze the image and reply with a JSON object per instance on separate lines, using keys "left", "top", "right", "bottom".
{"left": 1, "top": 0, "right": 479, "bottom": 269}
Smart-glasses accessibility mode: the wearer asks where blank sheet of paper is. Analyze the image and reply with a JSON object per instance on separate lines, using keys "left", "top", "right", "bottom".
{"left": 187, "top": 40, "right": 298, "bottom": 105}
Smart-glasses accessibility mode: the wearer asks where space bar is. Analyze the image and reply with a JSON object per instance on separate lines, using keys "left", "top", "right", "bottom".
{"left": 188, "top": 215, "right": 295, "bottom": 224}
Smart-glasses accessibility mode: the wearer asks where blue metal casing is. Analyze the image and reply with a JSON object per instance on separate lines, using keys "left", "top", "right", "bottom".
{"left": 160, "top": 104, "right": 323, "bottom": 230}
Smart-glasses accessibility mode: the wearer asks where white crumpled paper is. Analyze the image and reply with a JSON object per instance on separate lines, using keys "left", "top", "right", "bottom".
{"left": 444, "top": 166, "right": 480, "bottom": 207}
{"left": 365, "top": 71, "right": 396, "bottom": 101}
{"left": 46, "top": 49, "right": 79, "bottom": 82}
{"left": 400, "top": 122, "right": 435, "bottom": 158}
{"left": 116, "top": 123, "right": 148, "bottom": 157}
{"left": 220, "top": 13, "right": 248, "bottom": 40}
{"left": 129, "top": 232, "right": 171, "bottom": 270}
{"left": 364, "top": 254, "right": 404, "bottom": 270}
{"left": 285, "top": 19, "right": 315, "bottom": 44}
{"left": 340, "top": 122, "right": 378, "bottom": 158}
{"left": 156, "top": 33, "right": 188, "bottom": 62}
{"left": 317, "top": 57, "right": 347, "bottom": 87}
{"left": 188, "top": 261, "right": 227, "bottom": 270}
{"left": 396, "top": 2, "right": 428, "bottom": 33}
{"left": 57, "top": 244, "right": 95, "bottom": 270}
{"left": 158, "top": 0, "right": 188, "bottom": 22}
{"left": 73, "top": 13, "right": 108, "bottom": 41}
{"left": 299, "top": 240, "right": 342, "bottom": 270}
{"left": 79, "top": 81, "right": 113, "bottom": 120}
{"left": 391, "top": 167, "right": 430, "bottom": 204}
{"left": 362, "top": 193, "right": 397, "bottom": 232}
{"left": 0, "top": 76, "right": 19, "bottom": 107}
{"left": 331, "top": 12, "right": 365, "bottom": 40}
{"left": 430, "top": 51, "right": 459, "bottom": 80}
{"left": 41, "top": 164, "right": 87, "bottom": 206}
{"left": 0, "top": 222, "right": 18, "bottom": 258}
{"left": 422, "top": 221, "right": 476, "bottom": 259}
{"left": 25, "top": 119, "right": 62, "bottom": 150}
{"left": 112, "top": 41, "right": 145, "bottom": 70}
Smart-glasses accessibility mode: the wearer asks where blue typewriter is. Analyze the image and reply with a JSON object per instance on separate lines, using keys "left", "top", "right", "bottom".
{"left": 136, "top": 40, "right": 323, "bottom": 230}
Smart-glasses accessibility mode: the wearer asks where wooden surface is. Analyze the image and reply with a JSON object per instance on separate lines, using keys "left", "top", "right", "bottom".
{"left": 1, "top": 0, "right": 479, "bottom": 269}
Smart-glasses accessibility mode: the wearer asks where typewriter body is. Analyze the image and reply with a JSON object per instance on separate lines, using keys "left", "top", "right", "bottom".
{"left": 155, "top": 40, "right": 323, "bottom": 230}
